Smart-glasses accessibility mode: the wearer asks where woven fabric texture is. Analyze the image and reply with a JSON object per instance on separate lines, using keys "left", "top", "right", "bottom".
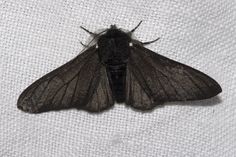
{"left": 0, "top": 0, "right": 235, "bottom": 156}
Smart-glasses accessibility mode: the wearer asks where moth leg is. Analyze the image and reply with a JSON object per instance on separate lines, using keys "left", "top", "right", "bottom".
{"left": 80, "top": 41, "right": 89, "bottom": 48}
{"left": 80, "top": 26, "right": 97, "bottom": 36}
{"left": 130, "top": 21, "right": 143, "bottom": 33}
{"left": 141, "top": 37, "right": 160, "bottom": 45}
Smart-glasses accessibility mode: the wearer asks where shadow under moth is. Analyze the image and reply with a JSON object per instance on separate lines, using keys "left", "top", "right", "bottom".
{"left": 17, "top": 21, "right": 222, "bottom": 113}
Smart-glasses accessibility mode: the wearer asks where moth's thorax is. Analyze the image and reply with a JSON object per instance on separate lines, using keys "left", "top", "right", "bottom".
{"left": 97, "top": 28, "right": 131, "bottom": 65}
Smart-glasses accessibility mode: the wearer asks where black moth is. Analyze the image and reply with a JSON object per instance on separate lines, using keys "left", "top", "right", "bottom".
{"left": 17, "top": 21, "right": 222, "bottom": 113}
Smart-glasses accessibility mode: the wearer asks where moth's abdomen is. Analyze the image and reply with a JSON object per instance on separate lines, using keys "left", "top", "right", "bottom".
{"left": 107, "top": 64, "right": 126, "bottom": 103}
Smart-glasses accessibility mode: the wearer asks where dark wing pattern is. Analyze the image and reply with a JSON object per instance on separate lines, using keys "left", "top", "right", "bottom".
{"left": 17, "top": 47, "right": 114, "bottom": 113}
{"left": 126, "top": 64, "right": 158, "bottom": 110}
{"left": 126, "top": 44, "right": 222, "bottom": 110}
{"left": 83, "top": 65, "right": 114, "bottom": 112}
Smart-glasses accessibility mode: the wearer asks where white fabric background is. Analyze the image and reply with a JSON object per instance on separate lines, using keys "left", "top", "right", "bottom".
{"left": 0, "top": 0, "right": 235, "bottom": 156}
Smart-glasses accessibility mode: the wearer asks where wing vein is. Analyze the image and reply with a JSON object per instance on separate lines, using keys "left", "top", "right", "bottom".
{"left": 184, "top": 71, "right": 206, "bottom": 96}
{"left": 134, "top": 47, "right": 183, "bottom": 99}
{"left": 22, "top": 49, "right": 96, "bottom": 106}
{"left": 45, "top": 51, "right": 97, "bottom": 105}
{"left": 155, "top": 72, "right": 170, "bottom": 100}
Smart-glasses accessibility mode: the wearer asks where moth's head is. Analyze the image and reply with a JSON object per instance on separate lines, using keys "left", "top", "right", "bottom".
{"left": 80, "top": 22, "right": 144, "bottom": 47}
{"left": 102, "top": 21, "right": 143, "bottom": 39}
{"left": 103, "top": 25, "right": 130, "bottom": 39}
{"left": 110, "top": 24, "right": 118, "bottom": 30}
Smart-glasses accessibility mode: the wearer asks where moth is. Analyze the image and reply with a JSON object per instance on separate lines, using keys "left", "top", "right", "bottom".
{"left": 17, "top": 21, "right": 222, "bottom": 113}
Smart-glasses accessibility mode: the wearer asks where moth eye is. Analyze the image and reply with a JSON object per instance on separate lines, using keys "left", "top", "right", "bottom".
{"left": 96, "top": 44, "right": 99, "bottom": 48}
{"left": 129, "top": 42, "right": 133, "bottom": 47}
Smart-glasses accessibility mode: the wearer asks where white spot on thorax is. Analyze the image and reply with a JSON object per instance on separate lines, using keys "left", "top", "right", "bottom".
{"left": 129, "top": 42, "right": 133, "bottom": 47}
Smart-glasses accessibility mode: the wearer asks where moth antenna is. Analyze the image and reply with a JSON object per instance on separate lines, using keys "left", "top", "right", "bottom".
{"left": 80, "top": 26, "right": 96, "bottom": 36}
{"left": 141, "top": 37, "right": 160, "bottom": 45}
{"left": 130, "top": 21, "right": 143, "bottom": 33}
